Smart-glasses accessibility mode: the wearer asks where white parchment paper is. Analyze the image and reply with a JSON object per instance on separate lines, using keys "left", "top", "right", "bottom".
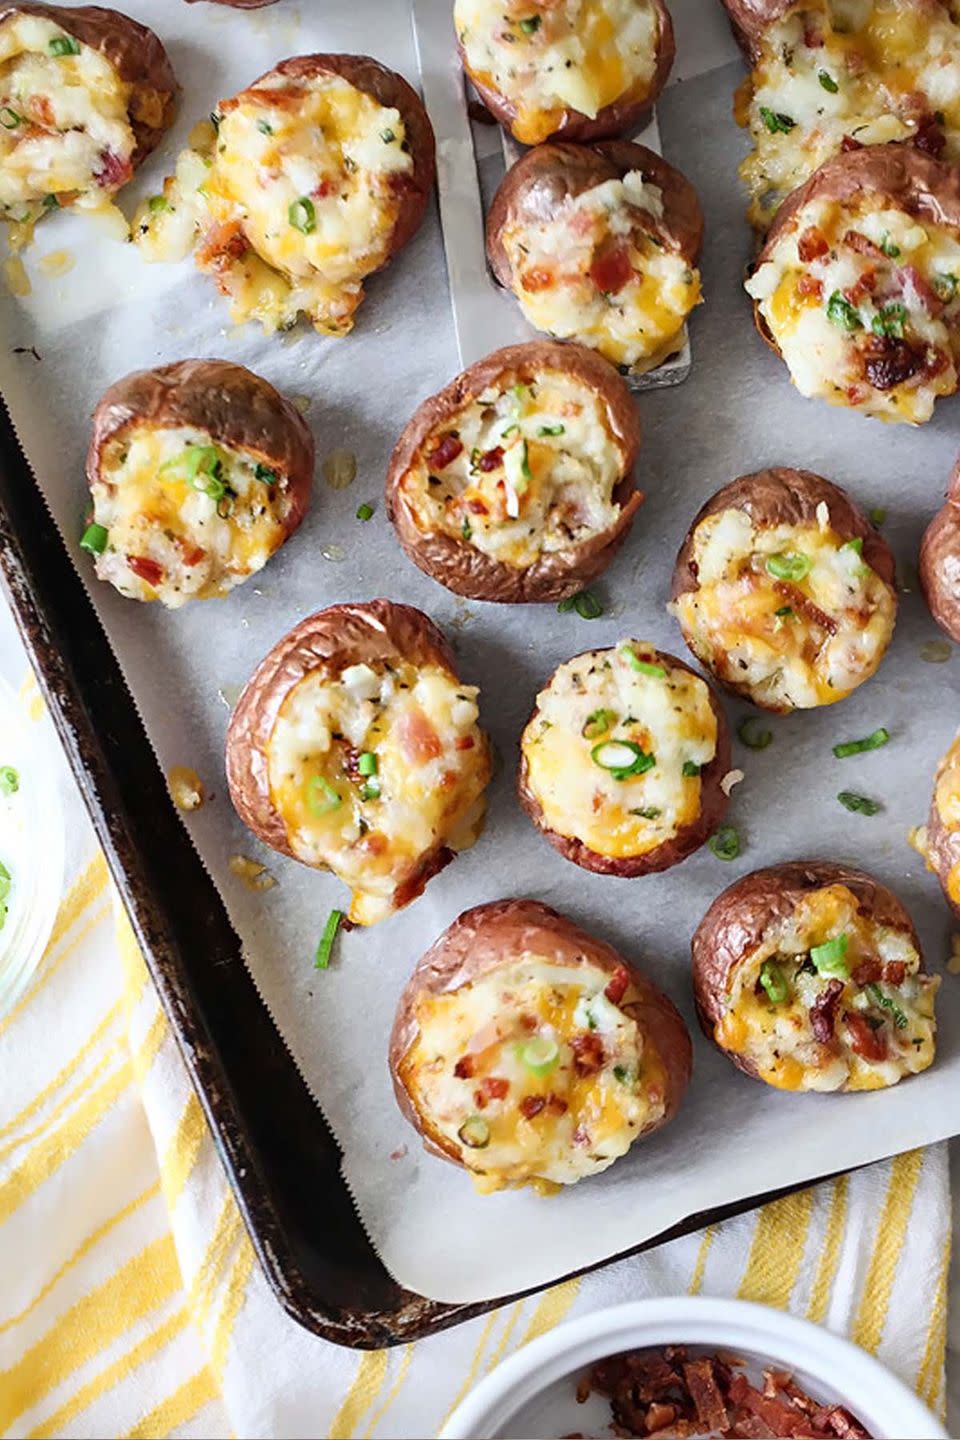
{"left": 2, "top": 0, "right": 959, "bottom": 1306}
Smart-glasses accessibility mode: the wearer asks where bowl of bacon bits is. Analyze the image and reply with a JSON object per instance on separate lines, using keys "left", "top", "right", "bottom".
{"left": 439, "top": 1297, "right": 947, "bottom": 1440}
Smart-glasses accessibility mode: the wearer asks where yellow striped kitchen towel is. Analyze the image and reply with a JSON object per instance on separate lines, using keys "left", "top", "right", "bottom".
{"left": 0, "top": 640, "right": 952, "bottom": 1437}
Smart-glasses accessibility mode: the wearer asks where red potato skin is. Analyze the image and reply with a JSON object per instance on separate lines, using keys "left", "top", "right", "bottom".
{"left": 385, "top": 341, "right": 643, "bottom": 603}
{"left": 486, "top": 140, "right": 704, "bottom": 294}
{"left": 457, "top": 0, "right": 674, "bottom": 144}
{"left": 691, "top": 861, "right": 923, "bottom": 1079}
{"left": 919, "top": 456, "right": 960, "bottom": 645}
{"left": 186, "top": 1, "right": 278, "bottom": 7}
{"left": 517, "top": 646, "right": 732, "bottom": 877}
{"left": 0, "top": 4, "right": 178, "bottom": 166}
{"left": 389, "top": 898, "right": 692, "bottom": 1167}
{"left": 86, "top": 358, "right": 314, "bottom": 541}
{"left": 926, "top": 736, "right": 960, "bottom": 921}
{"left": 718, "top": 0, "right": 795, "bottom": 60}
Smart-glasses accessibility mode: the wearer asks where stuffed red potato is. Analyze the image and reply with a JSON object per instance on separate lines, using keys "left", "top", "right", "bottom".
{"left": 919, "top": 455, "right": 960, "bottom": 645}
{"left": 454, "top": 0, "right": 675, "bottom": 146}
{"left": 0, "top": 3, "right": 177, "bottom": 239}
{"left": 486, "top": 141, "right": 703, "bottom": 375}
{"left": 225, "top": 601, "right": 492, "bottom": 927}
{"left": 386, "top": 342, "right": 642, "bottom": 603}
{"left": 745, "top": 145, "right": 960, "bottom": 423}
{"left": 723, "top": 0, "right": 960, "bottom": 231}
{"left": 670, "top": 468, "right": 897, "bottom": 712}
{"left": 926, "top": 730, "right": 960, "bottom": 920}
{"left": 390, "top": 898, "right": 691, "bottom": 1193}
{"left": 693, "top": 861, "right": 938, "bottom": 1093}
{"left": 518, "top": 641, "right": 731, "bottom": 876}
{"left": 134, "top": 54, "right": 435, "bottom": 337}
{"left": 84, "top": 359, "right": 313, "bottom": 607}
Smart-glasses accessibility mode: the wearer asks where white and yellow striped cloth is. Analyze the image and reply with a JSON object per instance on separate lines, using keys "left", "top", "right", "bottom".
{"left": 0, "top": 617, "right": 952, "bottom": 1439}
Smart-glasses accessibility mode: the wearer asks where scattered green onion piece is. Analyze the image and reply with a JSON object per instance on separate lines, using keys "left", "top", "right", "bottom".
{"left": 0, "top": 901, "right": 6, "bottom": 932}
{"left": 0, "top": 106, "right": 21, "bottom": 129}
{"left": 682, "top": 760, "right": 701, "bottom": 777}
{"left": 80, "top": 522, "right": 108, "bottom": 555}
{"left": 49, "top": 34, "right": 80, "bottom": 56}
{"left": 631, "top": 805, "right": 661, "bottom": 819}
{"left": 147, "top": 194, "right": 169, "bottom": 213}
{"left": 826, "top": 290, "right": 862, "bottom": 332}
{"left": 380, "top": 127, "right": 396, "bottom": 143}
{"left": 838, "top": 790, "right": 881, "bottom": 815}
{"left": 458, "top": 1116, "right": 490, "bottom": 1149}
{"left": 624, "top": 646, "right": 665, "bottom": 676}
{"left": 519, "top": 439, "right": 532, "bottom": 483}
{"left": 759, "top": 106, "right": 795, "bottom": 133}
{"left": 582, "top": 708, "right": 617, "bottom": 740}
{"left": 708, "top": 826, "right": 740, "bottom": 860}
{"left": 257, "top": 119, "right": 274, "bottom": 135}
{"left": 765, "top": 551, "right": 811, "bottom": 581}
{"left": 307, "top": 775, "right": 341, "bottom": 815}
{"left": 737, "top": 716, "right": 773, "bottom": 750}
{"left": 573, "top": 590, "right": 602, "bottom": 620}
{"left": 356, "top": 502, "right": 374, "bottom": 521}
{"left": 867, "top": 982, "right": 908, "bottom": 1029}
{"left": 288, "top": 196, "right": 316, "bottom": 234}
{"left": 880, "top": 234, "right": 901, "bottom": 259}
{"left": 833, "top": 727, "right": 889, "bottom": 759}
{"left": 517, "top": 1035, "right": 559, "bottom": 1075}
{"left": 759, "top": 959, "right": 789, "bottom": 1004}
{"left": 591, "top": 740, "right": 656, "bottom": 780}
{"left": 315, "top": 908, "right": 343, "bottom": 969}
{"left": 0, "top": 766, "right": 18, "bottom": 796}
{"left": 0, "top": 860, "right": 11, "bottom": 901}
{"left": 462, "top": 517, "right": 473, "bottom": 541}
{"left": 557, "top": 596, "right": 575, "bottom": 613}
{"left": 41, "top": 193, "right": 59, "bottom": 210}
{"left": 360, "top": 778, "right": 381, "bottom": 801}
{"left": 512, "top": 382, "right": 531, "bottom": 404}
{"left": 358, "top": 752, "right": 377, "bottom": 777}
{"left": 501, "top": 423, "right": 520, "bottom": 438}
{"left": 871, "top": 302, "right": 906, "bottom": 339}
{"left": 537, "top": 423, "right": 565, "bottom": 436}
{"left": 817, "top": 69, "right": 839, "bottom": 92}
{"left": 255, "top": 463, "right": 278, "bottom": 485}
{"left": 519, "top": 13, "right": 541, "bottom": 32}
{"left": 612, "top": 1064, "right": 634, "bottom": 1084}
{"left": 869, "top": 507, "right": 887, "bottom": 525}
{"left": 932, "top": 273, "right": 958, "bottom": 302}
{"left": 774, "top": 605, "right": 793, "bottom": 617}
{"left": 810, "top": 933, "right": 849, "bottom": 977}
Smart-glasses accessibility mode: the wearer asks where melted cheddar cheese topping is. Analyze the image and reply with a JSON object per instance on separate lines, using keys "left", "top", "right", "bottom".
{"left": 521, "top": 644, "right": 717, "bottom": 859}
{"left": 400, "top": 958, "right": 666, "bottom": 1190}
{"left": 0, "top": 13, "right": 136, "bottom": 241}
{"left": 746, "top": 195, "right": 960, "bottom": 422}
{"left": 501, "top": 171, "right": 700, "bottom": 372}
{"left": 455, "top": 0, "right": 659, "bottom": 144}
{"left": 91, "top": 426, "right": 294, "bottom": 607}
{"left": 134, "top": 72, "right": 414, "bottom": 335}
{"left": 399, "top": 371, "right": 628, "bottom": 569}
{"left": 670, "top": 508, "right": 896, "bottom": 709}
{"left": 739, "top": 0, "right": 960, "bottom": 230}
{"left": 934, "top": 729, "right": 960, "bottom": 906}
{"left": 267, "top": 659, "right": 490, "bottom": 925}
{"left": 716, "top": 883, "right": 938, "bottom": 1092}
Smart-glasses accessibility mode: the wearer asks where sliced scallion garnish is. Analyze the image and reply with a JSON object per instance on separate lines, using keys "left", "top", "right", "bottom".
{"left": 765, "top": 551, "right": 811, "bottom": 581}
{"left": 759, "top": 959, "right": 789, "bottom": 1003}
{"left": 591, "top": 740, "right": 655, "bottom": 779}
{"left": 315, "top": 908, "right": 343, "bottom": 969}
{"left": 49, "top": 34, "right": 80, "bottom": 56}
{"left": 737, "top": 716, "right": 773, "bottom": 750}
{"left": 810, "top": 933, "right": 849, "bottom": 977}
{"left": 838, "top": 790, "right": 881, "bottom": 815}
{"left": 833, "top": 727, "right": 889, "bottom": 759}
{"left": 582, "top": 708, "right": 617, "bottom": 739}
{"left": 0, "top": 766, "right": 19, "bottom": 796}
{"left": 866, "top": 982, "right": 908, "bottom": 1029}
{"left": 458, "top": 1115, "right": 490, "bottom": 1148}
{"left": 358, "top": 752, "right": 377, "bottom": 777}
{"left": 288, "top": 196, "right": 316, "bottom": 234}
{"left": 517, "top": 1035, "right": 559, "bottom": 1074}
{"left": 80, "top": 522, "right": 108, "bottom": 555}
{"left": 708, "top": 826, "right": 740, "bottom": 860}
{"left": 307, "top": 775, "right": 341, "bottom": 815}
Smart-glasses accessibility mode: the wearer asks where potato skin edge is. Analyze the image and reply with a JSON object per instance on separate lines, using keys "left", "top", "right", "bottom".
{"left": 927, "top": 736, "right": 960, "bottom": 921}
{"left": 919, "top": 456, "right": 960, "bottom": 646}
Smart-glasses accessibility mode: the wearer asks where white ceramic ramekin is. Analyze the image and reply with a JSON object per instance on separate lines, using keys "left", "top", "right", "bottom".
{"left": 440, "top": 1296, "right": 948, "bottom": 1440}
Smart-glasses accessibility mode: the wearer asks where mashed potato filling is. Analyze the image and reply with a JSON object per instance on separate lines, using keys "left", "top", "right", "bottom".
{"left": 717, "top": 883, "right": 938, "bottom": 1092}
{"left": 502, "top": 171, "right": 700, "bottom": 372}
{"left": 746, "top": 195, "right": 960, "bottom": 422}
{"left": 400, "top": 958, "right": 666, "bottom": 1191}
{"left": 455, "top": 0, "right": 659, "bottom": 144}
{"left": 521, "top": 644, "right": 717, "bottom": 859}
{"left": 0, "top": 13, "right": 136, "bottom": 240}
{"left": 134, "top": 71, "right": 414, "bottom": 334}
{"left": 267, "top": 661, "right": 489, "bottom": 925}
{"left": 738, "top": 0, "right": 960, "bottom": 229}
{"left": 92, "top": 426, "right": 292, "bottom": 606}
{"left": 670, "top": 509, "right": 896, "bottom": 708}
{"left": 400, "top": 372, "right": 627, "bottom": 569}
{"left": 935, "top": 731, "right": 960, "bottom": 906}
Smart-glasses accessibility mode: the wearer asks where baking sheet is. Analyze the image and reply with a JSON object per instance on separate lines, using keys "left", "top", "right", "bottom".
{"left": 2, "top": 0, "right": 960, "bottom": 1307}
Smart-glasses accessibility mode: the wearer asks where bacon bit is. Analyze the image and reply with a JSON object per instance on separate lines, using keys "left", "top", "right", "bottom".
{"left": 453, "top": 1055, "right": 475, "bottom": 1079}
{"left": 312, "top": 177, "right": 336, "bottom": 198}
{"left": 841, "top": 133, "right": 864, "bottom": 152}
{"left": 572, "top": 1124, "right": 590, "bottom": 1146}
{"left": 545, "top": 1092, "right": 568, "bottom": 1114}
{"left": 797, "top": 274, "right": 823, "bottom": 300}
{"left": 26, "top": 93, "right": 54, "bottom": 128}
{"left": 922, "top": 346, "right": 950, "bottom": 380}
{"left": 197, "top": 221, "right": 248, "bottom": 273}
{"left": 844, "top": 49, "right": 866, "bottom": 75}
{"left": 852, "top": 957, "right": 882, "bottom": 986}
{"left": 571, "top": 1032, "right": 604, "bottom": 1075}
{"left": 167, "top": 766, "right": 205, "bottom": 812}
{"left": 397, "top": 706, "right": 442, "bottom": 763}
{"left": 843, "top": 269, "right": 876, "bottom": 306}
{"left": 797, "top": 226, "right": 828, "bottom": 262}
{"left": 467, "top": 497, "right": 489, "bottom": 515}
{"left": 810, "top": 979, "right": 843, "bottom": 1043}
{"left": 473, "top": 1089, "right": 487, "bottom": 1110}
{"left": 843, "top": 229, "right": 883, "bottom": 259}
{"left": 845, "top": 382, "right": 870, "bottom": 405}
{"left": 176, "top": 540, "right": 207, "bottom": 567}
{"left": 393, "top": 845, "right": 454, "bottom": 912}
{"left": 684, "top": 1358, "right": 730, "bottom": 1434}
{"left": 773, "top": 581, "right": 838, "bottom": 634}
{"left": 803, "top": 21, "right": 823, "bottom": 45}
{"left": 901, "top": 263, "right": 942, "bottom": 315}
{"left": 589, "top": 243, "right": 633, "bottom": 295}
{"left": 343, "top": 747, "right": 363, "bottom": 781}
{"left": 914, "top": 116, "right": 946, "bottom": 157}
{"left": 862, "top": 335, "right": 922, "bottom": 390}
{"left": 518, "top": 1013, "right": 538, "bottom": 1032}
{"left": 479, "top": 1075, "right": 509, "bottom": 1100}
{"left": 604, "top": 965, "right": 630, "bottom": 1005}
{"left": 361, "top": 832, "right": 388, "bottom": 856}
{"left": 519, "top": 1095, "right": 545, "bottom": 1119}
{"left": 428, "top": 432, "right": 464, "bottom": 470}
{"left": 845, "top": 1010, "right": 888, "bottom": 1061}
{"left": 127, "top": 555, "right": 164, "bottom": 586}
{"left": 389, "top": 1145, "right": 408, "bottom": 1161}
{"left": 521, "top": 265, "right": 555, "bottom": 292}
{"left": 882, "top": 960, "right": 906, "bottom": 986}
{"left": 477, "top": 446, "right": 503, "bottom": 472}
{"left": 95, "top": 148, "right": 133, "bottom": 189}
{"left": 454, "top": 735, "right": 475, "bottom": 751}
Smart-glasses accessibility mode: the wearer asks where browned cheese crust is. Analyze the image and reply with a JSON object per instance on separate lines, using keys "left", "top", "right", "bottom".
{"left": 691, "top": 860, "right": 921, "bottom": 1074}
{"left": 86, "top": 358, "right": 314, "bottom": 537}
{"left": 389, "top": 897, "right": 692, "bottom": 1163}
{"left": 0, "top": 3, "right": 178, "bottom": 165}
{"left": 919, "top": 455, "right": 960, "bottom": 645}
{"left": 517, "top": 645, "right": 732, "bottom": 877}
{"left": 486, "top": 139, "right": 704, "bottom": 291}
{"left": 926, "top": 733, "right": 960, "bottom": 921}
{"left": 385, "top": 340, "right": 643, "bottom": 603}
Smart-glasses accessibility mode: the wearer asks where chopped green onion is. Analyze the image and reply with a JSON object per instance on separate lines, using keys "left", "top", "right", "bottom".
{"left": 612, "top": 1064, "right": 634, "bottom": 1084}
{"left": 501, "top": 423, "right": 520, "bottom": 439}
{"left": 358, "top": 752, "right": 377, "bottom": 777}
{"left": 288, "top": 196, "right": 316, "bottom": 234}
{"left": 871, "top": 302, "right": 906, "bottom": 339}
{"left": 517, "top": 1035, "right": 559, "bottom": 1074}
{"left": 315, "top": 908, "right": 343, "bottom": 969}
{"left": 255, "top": 463, "right": 278, "bottom": 485}
{"left": 147, "top": 194, "right": 169, "bottom": 213}
{"left": 867, "top": 982, "right": 908, "bottom": 1029}
{"left": 880, "top": 234, "right": 901, "bottom": 259}
{"left": 624, "top": 646, "right": 665, "bottom": 676}
{"left": 49, "top": 34, "right": 80, "bottom": 56}
{"left": 380, "top": 127, "right": 396, "bottom": 143}
{"left": 817, "top": 69, "right": 839, "bottom": 92}
{"left": 591, "top": 740, "right": 655, "bottom": 780}
{"left": 537, "top": 423, "right": 565, "bottom": 436}
{"left": 356, "top": 502, "right": 374, "bottom": 521}
{"left": 458, "top": 1115, "right": 490, "bottom": 1149}
{"left": 462, "top": 517, "right": 473, "bottom": 541}
{"left": 360, "top": 778, "right": 381, "bottom": 801}
{"left": 869, "top": 507, "right": 887, "bottom": 525}
{"left": 708, "top": 826, "right": 740, "bottom": 860}
{"left": 932, "top": 273, "right": 958, "bottom": 302}
{"left": 840, "top": 536, "right": 863, "bottom": 555}
{"left": 810, "top": 933, "right": 849, "bottom": 977}
{"left": 573, "top": 590, "right": 602, "bottom": 620}
{"left": 0, "top": 106, "right": 21, "bottom": 129}
{"left": 519, "top": 13, "right": 541, "bottom": 32}
{"left": 631, "top": 805, "right": 661, "bottom": 819}
{"left": 759, "top": 106, "right": 795, "bottom": 133}
{"left": 682, "top": 760, "right": 701, "bottom": 777}
{"left": 0, "top": 860, "right": 10, "bottom": 901}
{"left": 737, "top": 716, "right": 773, "bottom": 750}
{"left": 257, "top": 119, "right": 274, "bottom": 135}
{"left": 582, "top": 708, "right": 617, "bottom": 740}
{"left": 512, "top": 382, "right": 531, "bottom": 404}
{"left": 827, "top": 290, "right": 863, "bottom": 332}
{"left": 833, "top": 727, "right": 889, "bottom": 759}
{"left": 80, "top": 522, "right": 108, "bottom": 555}
{"left": 307, "top": 775, "right": 341, "bottom": 815}
{"left": 557, "top": 595, "right": 575, "bottom": 612}
{"left": 765, "top": 551, "right": 811, "bottom": 581}
{"left": 759, "top": 959, "right": 789, "bottom": 1004}
{"left": 519, "top": 438, "right": 532, "bottom": 483}
{"left": 0, "top": 766, "right": 18, "bottom": 796}
{"left": 838, "top": 790, "right": 881, "bottom": 815}
{"left": 41, "top": 193, "right": 59, "bottom": 210}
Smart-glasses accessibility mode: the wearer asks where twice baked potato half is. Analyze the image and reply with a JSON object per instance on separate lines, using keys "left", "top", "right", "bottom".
{"left": 84, "top": 359, "right": 313, "bottom": 607}
{"left": 385, "top": 342, "right": 642, "bottom": 603}
{"left": 670, "top": 468, "right": 897, "bottom": 712}
{"left": 390, "top": 898, "right": 691, "bottom": 1193}
{"left": 0, "top": 2, "right": 177, "bottom": 243}
{"left": 693, "top": 861, "right": 938, "bottom": 1093}
{"left": 225, "top": 601, "right": 492, "bottom": 926}
{"left": 919, "top": 455, "right": 960, "bottom": 645}
{"left": 454, "top": 0, "right": 675, "bottom": 146}
{"left": 724, "top": 0, "right": 960, "bottom": 232}
{"left": 518, "top": 642, "right": 731, "bottom": 875}
{"left": 486, "top": 141, "right": 703, "bottom": 375}
{"left": 926, "top": 730, "right": 960, "bottom": 919}
{"left": 745, "top": 144, "right": 960, "bottom": 423}
{"left": 134, "top": 54, "right": 435, "bottom": 336}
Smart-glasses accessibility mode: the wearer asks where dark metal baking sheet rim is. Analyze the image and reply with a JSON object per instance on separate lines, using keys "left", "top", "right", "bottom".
{"left": 0, "top": 392, "right": 850, "bottom": 1348}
